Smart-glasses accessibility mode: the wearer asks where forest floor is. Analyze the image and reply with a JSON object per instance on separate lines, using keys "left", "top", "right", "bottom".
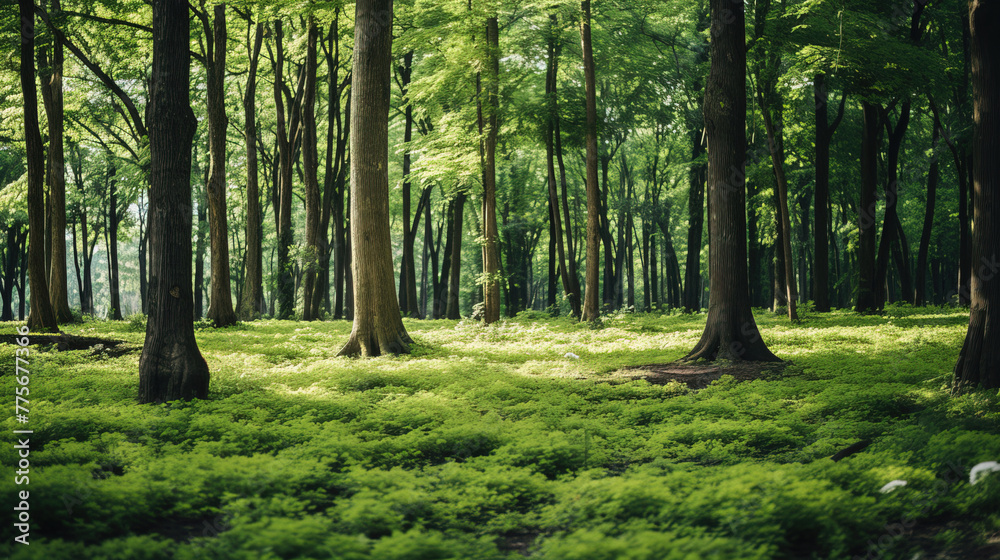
{"left": 2, "top": 306, "right": 999, "bottom": 559}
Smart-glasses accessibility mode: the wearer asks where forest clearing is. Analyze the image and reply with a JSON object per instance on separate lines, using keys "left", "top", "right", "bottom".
{"left": 2, "top": 309, "right": 1000, "bottom": 558}
{"left": 3, "top": 0, "right": 1000, "bottom": 557}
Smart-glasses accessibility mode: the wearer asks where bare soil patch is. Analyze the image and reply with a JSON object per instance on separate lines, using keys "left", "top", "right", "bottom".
{"left": 1, "top": 333, "right": 133, "bottom": 357}
{"left": 620, "top": 360, "right": 788, "bottom": 389}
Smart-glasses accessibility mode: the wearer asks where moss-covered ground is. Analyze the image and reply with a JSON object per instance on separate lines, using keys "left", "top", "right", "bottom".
{"left": 2, "top": 306, "right": 999, "bottom": 559}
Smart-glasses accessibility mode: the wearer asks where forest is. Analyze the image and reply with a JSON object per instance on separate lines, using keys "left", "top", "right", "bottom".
{"left": 2, "top": 0, "right": 1000, "bottom": 558}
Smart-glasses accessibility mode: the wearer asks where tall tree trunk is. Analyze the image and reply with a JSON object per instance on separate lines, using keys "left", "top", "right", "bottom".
{"left": 759, "top": 87, "right": 798, "bottom": 321}
{"left": 139, "top": 0, "right": 209, "bottom": 403}
{"left": 477, "top": 16, "right": 502, "bottom": 325}
{"left": 873, "top": 102, "right": 911, "bottom": 310}
{"left": 436, "top": 199, "right": 454, "bottom": 318}
{"left": 20, "top": 0, "right": 58, "bottom": 332}
{"left": 238, "top": 22, "right": 264, "bottom": 320}
{"left": 273, "top": 20, "right": 295, "bottom": 319}
{"left": 545, "top": 15, "right": 576, "bottom": 317}
{"left": 855, "top": 101, "right": 880, "bottom": 313}
{"left": 338, "top": 0, "right": 411, "bottom": 356}
{"left": 813, "top": 74, "right": 845, "bottom": 312}
{"left": 106, "top": 162, "right": 122, "bottom": 320}
{"left": 683, "top": 137, "right": 706, "bottom": 313}
{"left": 203, "top": 4, "right": 237, "bottom": 327}
{"left": 194, "top": 185, "right": 206, "bottom": 319}
{"left": 1, "top": 226, "right": 24, "bottom": 321}
{"left": 686, "top": 0, "right": 777, "bottom": 362}
{"left": 38, "top": 0, "right": 72, "bottom": 323}
{"left": 447, "top": 192, "right": 466, "bottom": 319}
{"left": 916, "top": 109, "right": 942, "bottom": 306}
{"left": 397, "top": 51, "right": 421, "bottom": 318}
{"left": 954, "top": 0, "right": 1000, "bottom": 391}
{"left": 314, "top": 15, "right": 348, "bottom": 319}
{"left": 579, "top": 0, "right": 601, "bottom": 322}
{"left": 301, "top": 17, "right": 322, "bottom": 321}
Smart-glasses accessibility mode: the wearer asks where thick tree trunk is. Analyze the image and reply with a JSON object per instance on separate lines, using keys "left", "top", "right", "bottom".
{"left": 855, "top": 101, "right": 880, "bottom": 313}
{"left": 139, "top": 0, "right": 209, "bottom": 403}
{"left": 954, "top": 0, "right": 1000, "bottom": 391}
{"left": 338, "top": 0, "right": 411, "bottom": 356}
{"left": 203, "top": 4, "right": 237, "bottom": 327}
{"left": 20, "top": 0, "right": 58, "bottom": 332}
{"left": 580, "top": 0, "right": 601, "bottom": 323}
{"left": 238, "top": 22, "right": 264, "bottom": 320}
{"left": 38, "top": 0, "right": 72, "bottom": 323}
{"left": 686, "top": 0, "right": 777, "bottom": 362}
{"left": 301, "top": 17, "right": 322, "bottom": 321}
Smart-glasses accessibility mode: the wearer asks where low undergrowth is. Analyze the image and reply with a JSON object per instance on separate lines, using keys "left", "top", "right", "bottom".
{"left": 2, "top": 307, "right": 999, "bottom": 559}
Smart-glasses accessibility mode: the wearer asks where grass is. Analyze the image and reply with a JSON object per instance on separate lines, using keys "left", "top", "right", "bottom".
{"left": 2, "top": 306, "right": 999, "bottom": 559}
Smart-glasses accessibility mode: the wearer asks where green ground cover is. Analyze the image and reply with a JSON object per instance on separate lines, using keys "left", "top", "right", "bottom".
{"left": 2, "top": 307, "right": 999, "bottom": 559}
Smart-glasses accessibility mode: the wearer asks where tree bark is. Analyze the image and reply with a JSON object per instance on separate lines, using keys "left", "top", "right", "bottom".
{"left": 954, "top": 0, "right": 1000, "bottom": 390}
{"left": 685, "top": 0, "right": 778, "bottom": 362}
{"left": 954, "top": 0, "right": 1000, "bottom": 391}
{"left": 21, "top": 0, "right": 58, "bottom": 332}
{"left": 338, "top": 0, "right": 411, "bottom": 357}
{"left": 139, "top": 0, "right": 210, "bottom": 403}
{"left": 579, "top": 0, "right": 601, "bottom": 323}
{"left": 238, "top": 22, "right": 264, "bottom": 320}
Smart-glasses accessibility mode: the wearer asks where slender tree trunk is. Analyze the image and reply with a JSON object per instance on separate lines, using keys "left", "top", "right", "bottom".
{"left": 201, "top": 4, "right": 237, "bottom": 327}
{"left": 38, "top": 0, "right": 72, "bottom": 323}
{"left": 954, "top": 0, "right": 1000, "bottom": 391}
{"left": 579, "top": 0, "right": 601, "bottom": 322}
{"left": 1, "top": 226, "right": 23, "bottom": 321}
{"left": 916, "top": 112, "right": 942, "bottom": 306}
{"left": 447, "top": 192, "right": 466, "bottom": 319}
{"left": 107, "top": 162, "right": 122, "bottom": 320}
{"left": 338, "top": 0, "right": 411, "bottom": 356}
{"left": 20, "top": 0, "right": 58, "bottom": 332}
{"left": 194, "top": 185, "right": 206, "bottom": 319}
{"left": 474, "top": 17, "right": 501, "bottom": 325}
{"left": 139, "top": 0, "right": 209, "bottom": 403}
{"left": 856, "top": 101, "right": 880, "bottom": 313}
{"left": 314, "top": 16, "right": 347, "bottom": 318}
{"left": 873, "top": 102, "right": 911, "bottom": 310}
{"left": 301, "top": 17, "right": 322, "bottom": 321}
{"left": 273, "top": 21, "right": 295, "bottom": 319}
{"left": 813, "top": 74, "right": 845, "bottom": 312}
{"left": 759, "top": 88, "right": 798, "bottom": 321}
{"left": 686, "top": 0, "right": 777, "bottom": 362}
{"left": 238, "top": 22, "right": 264, "bottom": 320}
